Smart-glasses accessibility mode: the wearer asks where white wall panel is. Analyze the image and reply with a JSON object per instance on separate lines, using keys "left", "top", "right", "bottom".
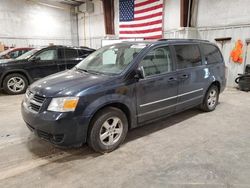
{"left": 196, "top": 0, "right": 250, "bottom": 27}
{"left": 198, "top": 26, "right": 250, "bottom": 86}
{"left": 114, "top": 0, "right": 119, "bottom": 36}
{"left": 0, "top": 0, "right": 73, "bottom": 47}
{"left": 78, "top": 0, "right": 105, "bottom": 49}
{"left": 164, "top": 0, "right": 180, "bottom": 30}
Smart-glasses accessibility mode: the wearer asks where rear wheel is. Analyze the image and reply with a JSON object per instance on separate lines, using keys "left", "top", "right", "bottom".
{"left": 87, "top": 107, "right": 128, "bottom": 153}
{"left": 3, "top": 73, "right": 28, "bottom": 95}
{"left": 200, "top": 85, "right": 219, "bottom": 112}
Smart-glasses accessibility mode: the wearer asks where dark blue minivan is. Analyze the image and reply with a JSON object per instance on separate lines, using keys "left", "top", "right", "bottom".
{"left": 21, "top": 39, "right": 226, "bottom": 153}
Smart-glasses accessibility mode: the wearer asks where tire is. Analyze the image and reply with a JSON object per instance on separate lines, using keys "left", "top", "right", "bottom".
{"left": 3, "top": 73, "right": 28, "bottom": 95}
{"left": 200, "top": 85, "right": 219, "bottom": 112}
{"left": 87, "top": 107, "right": 128, "bottom": 153}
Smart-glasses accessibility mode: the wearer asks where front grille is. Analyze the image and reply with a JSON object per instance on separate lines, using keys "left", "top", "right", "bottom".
{"left": 33, "top": 94, "right": 46, "bottom": 104}
{"left": 26, "top": 90, "right": 46, "bottom": 113}
{"left": 30, "top": 103, "right": 41, "bottom": 112}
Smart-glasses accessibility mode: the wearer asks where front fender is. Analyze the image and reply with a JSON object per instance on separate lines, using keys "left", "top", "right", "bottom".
{"left": 82, "top": 93, "right": 137, "bottom": 128}
{"left": 0, "top": 69, "right": 33, "bottom": 87}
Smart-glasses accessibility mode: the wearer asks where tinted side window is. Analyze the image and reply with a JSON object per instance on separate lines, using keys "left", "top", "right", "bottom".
{"left": 78, "top": 50, "right": 89, "bottom": 58}
{"left": 202, "top": 44, "right": 223, "bottom": 64}
{"left": 8, "top": 51, "right": 19, "bottom": 58}
{"left": 64, "top": 48, "right": 78, "bottom": 59}
{"left": 57, "top": 48, "right": 64, "bottom": 59}
{"left": 140, "top": 46, "right": 173, "bottom": 77}
{"left": 174, "top": 44, "right": 202, "bottom": 69}
{"left": 36, "top": 49, "right": 57, "bottom": 60}
{"left": 19, "top": 50, "right": 27, "bottom": 56}
{"left": 123, "top": 47, "right": 141, "bottom": 65}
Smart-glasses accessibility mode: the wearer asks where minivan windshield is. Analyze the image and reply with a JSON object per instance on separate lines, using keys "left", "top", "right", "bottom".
{"left": 76, "top": 43, "right": 147, "bottom": 75}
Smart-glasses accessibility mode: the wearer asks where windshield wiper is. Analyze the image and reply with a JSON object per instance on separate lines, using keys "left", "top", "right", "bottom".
{"left": 87, "top": 70, "right": 102, "bottom": 75}
{"left": 75, "top": 67, "right": 103, "bottom": 75}
{"left": 75, "top": 67, "right": 88, "bottom": 73}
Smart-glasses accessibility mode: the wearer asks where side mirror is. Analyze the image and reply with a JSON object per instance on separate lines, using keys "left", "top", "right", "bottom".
{"left": 135, "top": 66, "right": 145, "bottom": 80}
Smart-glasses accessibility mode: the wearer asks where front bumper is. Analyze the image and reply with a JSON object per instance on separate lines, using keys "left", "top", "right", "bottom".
{"left": 21, "top": 101, "right": 89, "bottom": 147}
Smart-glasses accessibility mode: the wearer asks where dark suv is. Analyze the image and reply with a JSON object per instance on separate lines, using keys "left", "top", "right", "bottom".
{"left": 0, "top": 45, "right": 95, "bottom": 94}
{"left": 21, "top": 39, "right": 226, "bottom": 153}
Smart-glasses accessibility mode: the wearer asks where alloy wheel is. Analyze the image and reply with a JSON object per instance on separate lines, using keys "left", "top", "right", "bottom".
{"left": 7, "top": 77, "right": 25, "bottom": 93}
{"left": 99, "top": 117, "right": 123, "bottom": 146}
{"left": 207, "top": 89, "right": 217, "bottom": 109}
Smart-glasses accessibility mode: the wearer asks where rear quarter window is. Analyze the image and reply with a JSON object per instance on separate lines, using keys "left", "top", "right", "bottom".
{"left": 174, "top": 44, "right": 202, "bottom": 69}
{"left": 64, "top": 48, "right": 78, "bottom": 59}
{"left": 78, "top": 50, "right": 90, "bottom": 58}
{"left": 202, "top": 44, "right": 223, "bottom": 64}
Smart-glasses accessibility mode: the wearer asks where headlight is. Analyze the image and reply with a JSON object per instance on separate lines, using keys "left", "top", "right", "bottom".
{"left": 47, "top": 97, "right": 79, "bottom": 112}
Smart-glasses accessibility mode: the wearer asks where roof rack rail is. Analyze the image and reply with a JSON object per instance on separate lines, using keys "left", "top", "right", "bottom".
{"left": 158, "top": 38, "right": 210, "bottom": 42}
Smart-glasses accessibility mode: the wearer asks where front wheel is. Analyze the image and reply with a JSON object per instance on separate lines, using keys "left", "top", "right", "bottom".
{"left": 200, "top": 85, "right": 219, "bottom": 112}
{"left": 87, "top": 107, "right": 128, "bottom": 153}
{"left": 3, "top": 73, "right": 28, "bottom": 95}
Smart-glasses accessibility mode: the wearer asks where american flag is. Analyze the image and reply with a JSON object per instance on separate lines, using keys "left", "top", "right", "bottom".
{"left": 119, "top": 0, "right": 164, "bottom": 39}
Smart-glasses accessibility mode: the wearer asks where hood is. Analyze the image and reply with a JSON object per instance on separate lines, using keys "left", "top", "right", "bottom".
{"left": 0, "top": 59, "right": 13, "bottom": 64}
{"left": 0, "top": 59, "right": 27, "bottom": 65}
{"left": 29, "top": 69, "right": 113, "bottom": 97}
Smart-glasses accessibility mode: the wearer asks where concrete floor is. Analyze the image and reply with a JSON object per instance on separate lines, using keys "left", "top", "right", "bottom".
{"left": 0, "top": 89, "right": 250, "bottom": 188}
